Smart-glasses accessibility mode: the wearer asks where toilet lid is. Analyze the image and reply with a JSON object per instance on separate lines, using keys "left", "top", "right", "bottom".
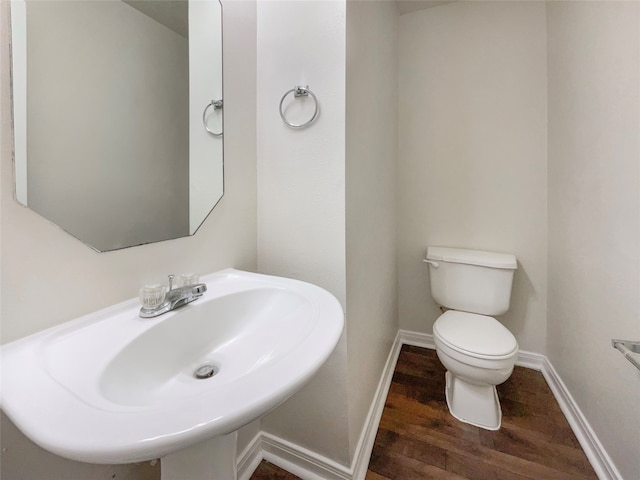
{"left": 434, "top": 310, "right": 518, "bottom": 358}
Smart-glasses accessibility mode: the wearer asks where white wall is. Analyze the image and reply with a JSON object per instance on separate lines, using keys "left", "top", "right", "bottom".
{"left": 345, "top": 0, "right": 398, "bottom": 458}
{"left": 546, "top": 2, "right": 640, "bottom": 479}
{"left": 255, "top": 0, "right": 351, "bottom": 465}
{"left": 0, "top": 0, "right": 257, "bottom": 477}
{"left": 397, "top": 1, "right": 549, "bottom": 353}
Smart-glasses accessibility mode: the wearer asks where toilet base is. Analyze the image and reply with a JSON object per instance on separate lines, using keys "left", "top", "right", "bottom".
{"left": 444, "top": 371, "right": 502, "bottom": 431}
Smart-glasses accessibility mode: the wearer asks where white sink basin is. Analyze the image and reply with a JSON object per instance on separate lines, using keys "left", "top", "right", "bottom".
{"left": 0, "top": 269, "right": 344, "bottom": 466}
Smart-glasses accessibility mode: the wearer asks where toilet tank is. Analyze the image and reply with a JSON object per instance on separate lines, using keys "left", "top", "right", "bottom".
{"left": 426, "top": 247, "right": 517, "bottom": 316}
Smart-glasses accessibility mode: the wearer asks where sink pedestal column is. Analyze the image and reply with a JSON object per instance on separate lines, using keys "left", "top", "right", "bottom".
{"left": 161, "top": 432, "right": 238, "bottom": 480}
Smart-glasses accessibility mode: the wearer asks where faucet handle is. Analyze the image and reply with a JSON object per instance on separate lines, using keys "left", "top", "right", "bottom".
{"left": 139, "top": 284, "right": 167, "bottom": 309}
{"left": 177, "top": 273, "right": 200, "bottom": 287}
{"left": 168, "top": 274, "right": 175, "bottom": 291}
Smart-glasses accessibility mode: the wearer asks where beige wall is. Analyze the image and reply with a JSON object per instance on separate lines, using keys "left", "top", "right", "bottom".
{"left": 257, "top": 0, "right": 400, "bottom": 466}
{"left": 397, "top": 1, "right": 549, "bottom": 353}
{"left": 25, "top": 0, "right": 190, "bottom": 251}
{"left": 0, "top": 0, "right": 257, "bottom": 477}
{"left": 547, "top": 2, "right": 640, "bottom": 478}
{"left": 1, "top": 0, "right": 256, "bottom": 344}
{"left": 255, "top": 0, "right": 351, "bottom": 465}
{"left": 345, "top": 0, "right": 398, "bottom": 459}
{"left": 3, "top": 1, "right": 639, "bottom": 478}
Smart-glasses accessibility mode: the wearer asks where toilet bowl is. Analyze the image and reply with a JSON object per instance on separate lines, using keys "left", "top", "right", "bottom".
{"left": 433, "top": 310, "right": 518, "bottom": 430}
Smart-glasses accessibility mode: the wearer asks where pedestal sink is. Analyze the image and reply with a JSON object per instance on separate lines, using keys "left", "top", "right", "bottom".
{"left": 0, "top": 270, "right": 344, "bottom": 479}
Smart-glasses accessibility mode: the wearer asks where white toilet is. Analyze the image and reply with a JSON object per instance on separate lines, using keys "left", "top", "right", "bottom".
{"left": 424, "top": 246, "right": 519, "bottom": 431}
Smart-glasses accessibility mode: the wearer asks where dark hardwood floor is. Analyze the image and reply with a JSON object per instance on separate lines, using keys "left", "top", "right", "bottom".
{"left": 250, "top": 345, "right": 597, "bottom": 480}
{"left": 251, "top": 459, "right": 300, "bottom": 479}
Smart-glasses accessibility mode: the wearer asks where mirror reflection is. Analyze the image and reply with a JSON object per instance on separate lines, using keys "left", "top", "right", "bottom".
{"left": 11, "top": 0, "right": 223, "bottom": 252}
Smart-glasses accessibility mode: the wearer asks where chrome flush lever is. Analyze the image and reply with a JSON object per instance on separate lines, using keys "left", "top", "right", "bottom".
{"left": 422, "top": 259, "right": 439, "bottom": 268}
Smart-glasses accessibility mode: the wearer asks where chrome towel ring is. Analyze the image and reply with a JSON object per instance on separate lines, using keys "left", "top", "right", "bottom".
{"left": 279, "top": 86, "right": 319, "bottom": 128}
{"left": 203, "top": 99, "right": 223, "bottom": 137}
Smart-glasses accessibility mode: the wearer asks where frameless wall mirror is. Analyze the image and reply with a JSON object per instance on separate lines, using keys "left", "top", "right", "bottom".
{"left": 10, "top": 0, "right": 223, "bottom": 252}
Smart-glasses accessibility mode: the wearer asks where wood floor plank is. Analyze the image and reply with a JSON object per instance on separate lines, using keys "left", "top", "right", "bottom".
{"left": 499, "top": 396, "right": 580, "bottom": 445}
{"left": 479, "top": 425, "right": 597, "bottom": 478}
{"left": 369, "top": 447, "right": 468, "bottom": 479}
{"left": 250, "top": 346, "right": 597, "bottom": 480}
{"left": 370, "top": 346, "right": 597, "bottom": 480}
{"left": 249, "top": 460, "right": 299, "bottom": 479}
{"left": 373, "top": 428, "right": 448, "bottom": 469}
{"left": 365, "top": 471, "right": 391, "bottom": 480}
{"left": 444, "top": 449, "right": 533, "bottom": 480}
{"left": 377, "top": 405, "right": 585, "bottom": 480}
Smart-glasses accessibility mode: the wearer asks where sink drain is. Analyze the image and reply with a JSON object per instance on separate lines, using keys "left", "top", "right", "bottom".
{"left": 194, "top": 364, "right": 218, "bottom": 379}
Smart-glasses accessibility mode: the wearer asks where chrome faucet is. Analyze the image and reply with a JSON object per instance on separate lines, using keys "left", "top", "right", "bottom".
{"left": 139, "top": 274, "right": 207, "bottom": 318}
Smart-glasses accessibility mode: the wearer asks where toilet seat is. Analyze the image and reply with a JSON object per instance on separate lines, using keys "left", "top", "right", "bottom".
{"left": 433, "top": 310, "right": 518, "bottom": 360}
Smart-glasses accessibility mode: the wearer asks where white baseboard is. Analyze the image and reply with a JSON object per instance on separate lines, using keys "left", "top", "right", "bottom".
{"left": 515, "top": 349, "right": 545, "bottom": 370}
{"left": 398, "top": 329, "right": 435, "bottom": 349}
{"left": 237, "top": 330, "right": 619, "bottom": 480}
{"left": 237, "top": 432, "right": 263, "bottom": 480}
{"left": 397, "top": 329, "right": 546, "bottom": 371}
{"left": 261, "top": 432, "right": 351, "bottom": 480}
{"left": 236, "top": 331, "right": 405, "bottom": 480}
{"left": 349, "top": 330, "right": 404, "bottom": 480}
{"left": 540, "top": 358, "right": 622, "bottom": 480}
{"left": 236, "top": 430, "right": 351, "bottom": 480}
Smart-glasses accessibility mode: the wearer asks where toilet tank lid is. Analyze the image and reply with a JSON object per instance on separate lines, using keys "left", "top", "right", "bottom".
{"left": 426, "top": 247, "right": 517, "bottom": 269}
